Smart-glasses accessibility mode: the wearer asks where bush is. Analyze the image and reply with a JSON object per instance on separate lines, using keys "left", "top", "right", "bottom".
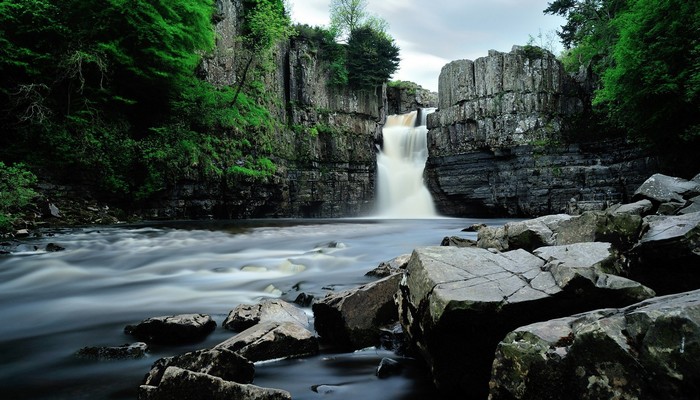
{"left": 0, "top": 162, "right": 38, "bottom": 231}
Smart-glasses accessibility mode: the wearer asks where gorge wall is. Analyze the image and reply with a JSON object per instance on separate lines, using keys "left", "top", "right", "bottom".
{"left": 426, "top": 46, "right": 659, "bottom": 217}
{"left": 145, "top": 0, "right": 384, "bottom": 219}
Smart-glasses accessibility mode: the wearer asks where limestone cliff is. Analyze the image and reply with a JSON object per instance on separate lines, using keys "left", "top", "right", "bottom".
{"left": 426, "top": 46, "right": 658, "bottom": 217}
{"left": 147, "top": 0, "right": 383, "bottom": 219}
{"left": 386, "top": 82, "right": 437, "bottom": 115}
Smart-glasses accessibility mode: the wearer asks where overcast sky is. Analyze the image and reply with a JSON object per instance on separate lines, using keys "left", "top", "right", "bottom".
{"left": 288, "top": 0, "right": 565, "bottom": 92}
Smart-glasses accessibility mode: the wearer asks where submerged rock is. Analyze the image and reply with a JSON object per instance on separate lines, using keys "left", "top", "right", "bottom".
{"left": 76, "top": 342, "right": 148, "bottom": 360}
{"left": 489, "top": 289, "right": 700, "bottom": 400}
{"left": 397, "top": 246, "right": 654, "bottom": 397}
{"left": 125, "top": 314, "right": 216, "bottom": 345}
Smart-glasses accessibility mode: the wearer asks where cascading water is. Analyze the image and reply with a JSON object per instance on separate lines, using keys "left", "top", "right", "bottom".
{"left": 376, "top": 108, "right": 437, "bottom": 218}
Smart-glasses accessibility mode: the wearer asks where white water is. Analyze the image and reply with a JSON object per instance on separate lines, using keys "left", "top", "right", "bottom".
{"left": 376, "top": 109, "right": 437, "bottom": 218}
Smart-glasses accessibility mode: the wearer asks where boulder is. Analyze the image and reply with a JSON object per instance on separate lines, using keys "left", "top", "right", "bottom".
{"left": 607, "top": 199, "right": 654, "bottom": 216}
{"left": 125, "top": 314, "right": 216, "bottom": 345}
{"left": 75, "top": 342, "right": 148, "bottom": 361}
{"left": 138, "top": 366, "right": 291, "bottom": 400}
{"left": 397, "top": 246, "right": 654, "bottom": 398}
{"left": 477, "top": 212, "right": 643, "bottom": 252}
{"left": 629, "top": 211, "right": 700, "bottom": 294}
{"left": 632, "top": 173, "right": 700, "bottom": 206}
{"left": 679, "top": 195, "right": 700, "bottom": 214}
{"left": 440, "top": 236, "right": 477, "bottom": 247}
{"left": 142, "top": 348, "right": 254, "bottom": 387}
{"left": 313, "top": 273, "right": 402, "bottom": 350}
{"left": 223, "top": 299, "right": 309, "bottom": 332}
{"left": 477, "top": 215, "right": 570, "bottom": 252}
{"left": 489, "top": 289, "right": 700, "bottom": 400}
{"left": 365, "top": 254, "right": 411, "bottom": 278}
{"left": 215, "top": 321, "right": 318, "bottom": 362}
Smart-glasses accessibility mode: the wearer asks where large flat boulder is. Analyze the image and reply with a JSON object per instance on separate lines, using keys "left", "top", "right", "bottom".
{"left": 633, "top": 173, "right": 700, "bottom": 206}
{"left": 215, "top": 321, "right": 318, "bottom": 362}
{"left": 397, "top": 245, "right": 654, "bottom": 398}
{"left": 223, "top": 299, "right": 309, "bottom": 332}
{"left": 313, "top": 273, "right": 402, "bottom": 350}
{"left": 489, "top": 289, "right": 700, "bottom": 400}
{"left": 138, "top": 366, "right": 291, "bottom": 400}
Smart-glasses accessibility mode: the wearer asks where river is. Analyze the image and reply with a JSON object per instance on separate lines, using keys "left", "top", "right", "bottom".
{"left": 0, "top": 218, "right": 514, "bottom": 399}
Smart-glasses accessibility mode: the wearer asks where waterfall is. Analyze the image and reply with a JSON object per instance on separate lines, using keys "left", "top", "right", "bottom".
{"left": 375, "top": 108, "right": 437, "bottom": 218}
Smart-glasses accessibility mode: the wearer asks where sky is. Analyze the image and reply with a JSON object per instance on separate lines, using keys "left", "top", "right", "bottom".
{"left": 288, "top": 0, "right": 566, "bottom": 92}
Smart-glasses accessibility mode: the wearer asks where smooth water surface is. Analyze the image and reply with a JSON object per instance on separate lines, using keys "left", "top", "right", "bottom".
{"left": 0, "top": 218, "right": 510, "bottom": 399}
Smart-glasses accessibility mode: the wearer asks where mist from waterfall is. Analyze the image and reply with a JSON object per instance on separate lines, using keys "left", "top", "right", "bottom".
{"left": 375, "top": 109, "right": 437, "bottom": 218}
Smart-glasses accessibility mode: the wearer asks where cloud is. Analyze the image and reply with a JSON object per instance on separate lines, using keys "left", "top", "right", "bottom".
{"left": 288, "top": 0, "right": 564, "bottom": 91}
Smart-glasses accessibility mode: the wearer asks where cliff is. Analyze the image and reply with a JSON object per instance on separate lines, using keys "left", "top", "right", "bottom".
{"left": 144, "top": 0, "right": 384, "bottom": 219}
{"left": 426, "top": 46, "right": 658, "bottom": 217}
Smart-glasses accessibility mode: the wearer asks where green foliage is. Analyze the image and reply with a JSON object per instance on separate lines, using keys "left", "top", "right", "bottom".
{"left": 0, "top": 162, "right": 37, "bottom": 231}
{"left": 387, "top": 80, "right": 419, "bottom": 95}
{"left": 594, "top": 0, "right": 700, "bottom": 149}
{"left": 347, "top": 26, "right": 400, "bottom": 90}
{"left": 545, "top": 0, "right": 627, "bottom": 74}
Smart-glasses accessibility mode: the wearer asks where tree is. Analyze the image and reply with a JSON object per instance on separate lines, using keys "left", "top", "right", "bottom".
{"left": 593, "top": 0, "right": 700, "bottom": 151}
{"left": 346, "top": 26, "right": 400, "bottom": 90}
{"left": 545, "top": 0, "right": 627, "bottom": 74}
{"left": 329, "top": 0, "right": 388, "bottom": 41}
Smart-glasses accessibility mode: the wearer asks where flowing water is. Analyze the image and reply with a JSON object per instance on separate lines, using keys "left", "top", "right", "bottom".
{"left": 376, "top": 109, "right": 437, "bottom": 218}
{"left": 0, "top": 218, "right": 515, "bottom": 399}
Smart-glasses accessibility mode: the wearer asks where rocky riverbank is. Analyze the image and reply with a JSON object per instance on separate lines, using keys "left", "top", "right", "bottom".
{"left": 73, "top": 171, "right": 698, "bottom": 399}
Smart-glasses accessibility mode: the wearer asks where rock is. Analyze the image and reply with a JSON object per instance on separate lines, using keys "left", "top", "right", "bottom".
{"left": 138, "top": 366, "right": 291, "bottom": 400}
{"left": 45, "top": 243, "right": 65, "bottom": 252}
{"left": 630, "top": 211, "right": 700, "bottom": 294}
{"left": 462, "top": 223, "right": 487, "bottom": 232}
{"left": 313, "top": 273, "right": 402, "bottom": 350}
{"left": 440, "top": 236, "right": 477, "bottom": 247}
{"left": 215, "top": 321, "right": 318, "bottom": 362}
{"left": 222, "top": 299, "right": 309, "bottom": 332}
{"left": 76, "top": 342, "right": 148, "bottom": 360}
{"left": 477, "top": 211, "right": 642, "bottom": 252}
{"left": 378, "top": 322, "right": 409, "bottom": 354}
{"left": 45, "top": 202, "right": 61, "bottom": 218}
{"left": 365, "top": 254, "right": 410, "bottom": 277}
{"left": 293, "top": 292, "right": 314, "bottom": 307}
{"left": 142, "top": 348, "right": 254, "bottom": 387}
{"left": 489, "top": 289, "right": 700, "bottom": 400}
{"left": 636, "top": 212, "right": 700, "bottom": 258}
{"left": 607, "top": 199, "right": 654, "bottom": 216}
{"left": 397, "top": 246, "right": 654, "bottom": 397}
{"left": 679, "top": 195, "right": 700, "bottom": 214}
{"left": 125, "top": 314, "right": 216, "bottom": 345}
{"left": 14, "top": 229, "right": 30, "bottom": 237}
{"left": 376, "top": 357, "right": 402, "bottom": 379}
{"left": 633, "top": 173, "right": 700, "bottom": 205}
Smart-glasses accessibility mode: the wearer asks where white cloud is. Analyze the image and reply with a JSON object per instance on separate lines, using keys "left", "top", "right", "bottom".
{"left": 288, "top": 0, "right": 565, "bottom": 91}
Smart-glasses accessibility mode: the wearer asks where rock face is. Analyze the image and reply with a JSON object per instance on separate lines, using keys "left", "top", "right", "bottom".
{"left": 489, "top": 289, "right": 700, "bottom": 400}
{"left": 143, "top": 348, "right": 255, "bottom": 387}
{"left": 386, "top": 82, "right": 437, "bottom": 115}
{"left": 426, "top": 46, "right": 658, "bottom": 217}
{"left": 396, "top": 246, "right": 654, "bottom": 398}
{"left": 143, "top": 0, "right": 384, "bottom": 219}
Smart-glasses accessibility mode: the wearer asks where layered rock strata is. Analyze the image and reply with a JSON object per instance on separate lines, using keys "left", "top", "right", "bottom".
{"left": 426, "top": 46, "right": 658, "bottom": 217}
